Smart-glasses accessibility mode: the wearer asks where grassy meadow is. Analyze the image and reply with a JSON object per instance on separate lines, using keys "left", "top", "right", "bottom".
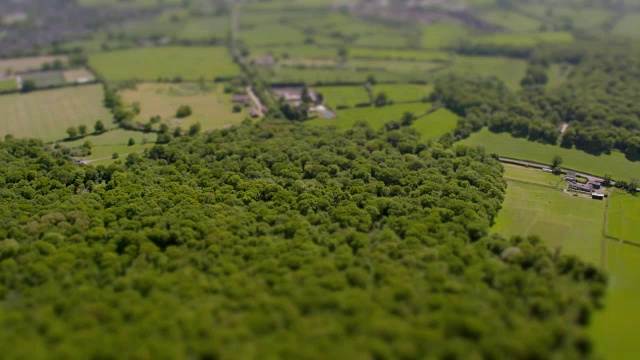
{"left": 374, "top": 84, "right": 433, "bottom": 103}
{"left": 606, "top": 190, "right": 640, "bottom": 242}
{"left": 305, "top": 103, "right": 432, "bottom": 130}
{"left": 349, "top": 48, "right": 450, "bottom": 62}
{"left": 472, "top": 32, "right": 574, "bottom": 47}
{"left": 0, "top": 84, "right": 111, "bottom": 142}
{"left": 411, "top": 108, "right": 458, "bottom": 140}
{"left": 480, "top": 10, "right": 541, "bottom": 32}
{"left": 0, "top": 78, "right": 17, "bottom": 92}
{"left": 421, "top": 22, "right": 468, "bottom": 49}
{"left": 460, "top": 128, "right": 640, "bottom": 180}
{"left": 120, "top": 82, "right": 246, "bottom": 131}
{"left": 317, "top": 86, "right": 370, "bottom": 107}
{"left": 89, "top": 47, "right": 238, "bottom": 81}
{"left": 434, "top": 56, "right": 528, "bottom": 89}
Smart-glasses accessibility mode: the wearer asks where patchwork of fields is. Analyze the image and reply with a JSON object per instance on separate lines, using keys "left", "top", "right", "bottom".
{"left": 0, "top": 84, "right": 112, "bottom": 142}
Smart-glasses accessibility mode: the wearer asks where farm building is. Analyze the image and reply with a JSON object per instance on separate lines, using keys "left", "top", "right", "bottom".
{"left": 565, "top": 171, "right": 576, "bottom": 182}
{"left": 591, "top": 193, "right": 605, "bottom": 200}
{"left": 273, "top": 86, "right": 318, "bottom": 106}
{"left": 568, "top": 182, "right": 593, "bottom": 193}
{"left": 231, "top": 94, "right": 251, "bottom": 106}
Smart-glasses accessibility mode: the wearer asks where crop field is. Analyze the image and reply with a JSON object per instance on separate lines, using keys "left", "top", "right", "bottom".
{"left": 411, "top": 108, "right": 458, "bottom": 140}
{"left": 421, "top": 22, "right": 468, "bottom": 49}
{"left": 77, "top": 0, "right": 181, "bottom": 8}
{"left": 472, "top": 31, "right": 574, "bottom": 46}
{"left": 305, "top": 102, "right": 432, "bottom": 130}
{"left": 480, "top": 10, "right": 541, "bottom": 32}
{"left": 612, "top": 13, "right": 640, "bottom": 39}
{"left": 374, "top": 84, "right": 433, "bottom": 103}
{"left": 0, "top": 84, "right": 112, "bottom": 142}
{"left": 120, "top": 82, "right": 246, "bottom": 132}
{"left": 317, "top": 86, "right": 370, "bottom": 107}
{"left": 0, "top": 78, "right": 17, "bottom": 92}
{"left": 460, "top": 128, "right": 640, "bottom": 180}
{"left": 89, "top": 47, "right": 239, "bottom": 81}
{"left": 0, "top": 56, "right": 66, "bottom": 75}
{"left": 606, "top": 191, "right": 640, "bottom": 242}
{"left": 433, "top": 56, "right": 527, "bottom": 89}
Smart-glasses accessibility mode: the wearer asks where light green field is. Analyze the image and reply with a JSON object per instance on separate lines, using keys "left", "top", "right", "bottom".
{"left": 0, "top": 78, "right": 17, "bottom": 92}
{"left": 521, "top": 5, "right": 613, "bottom": 29}
{"left": 0, "top": 84, "right": 112, "bottom": 142}
{"left": 421, "top": 22, "right": 468, "bottom": 49}
{"left": 374, "top": 84, "right": 433, "bottom": 103}
{"left": 305, "top": 103, "right": 432, "bottom": 130}
{"left": 606, "top": 190, "right": 640, "bottom": 242}
{"left": 501, "top": 163, "right": 563, "bottom": 186}
{"left": 460, "top": 128, "right": 640, "bottom": 180}
{"left": 434, "top": 56, "right": 527, "bottom": 89}
{"left": 260, "top": 66, "right": 429, "bottom": 84}
{"left": 177, "top": 17, "right": 229, "bottom": 40}
{"left": 411, "top": 108, "right": 458, "bottom": 140}
{"left": 240, "top": 23, "right": 306, "bottom": 46}
{"left": 612, "top": 13, "right": 640, "bottom": 39}
{"left": 317, "top": 86, "right": 370, "bottom": 106}
{"left": 349, "top": 48, "right": 450, "bottom": 62}
{"left": 66, "top": 129, "right": 156, "bottom": 148}
{"left": 472, "top": 31, "right": 574, "bottom": 46}
{"left": 89, "top": 47, "right": 238, "bottom": 81}
{"left": 480, "top": 10, "right": 541, "bottom": 32}
{"left": 121, "top": 82, "right": 246, "bottom": 132}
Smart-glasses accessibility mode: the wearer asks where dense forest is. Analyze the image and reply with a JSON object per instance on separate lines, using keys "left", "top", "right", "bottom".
{"left": 0, "top": 122, "right": 605, "bottom": 358}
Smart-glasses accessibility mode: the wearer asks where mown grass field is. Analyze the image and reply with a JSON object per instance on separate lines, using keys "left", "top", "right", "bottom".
{"left": 411, "top": 108, "right": 458, "bottom": 140}
{"left": 317, "top": 86, "right": 370, "bottom": 107}
{"left": 120, "top": 82, "right": 246, "bottom": 132}
{"left": 480, "top": 10, "right": 541, "bottom": 31}
{"left": 434, "top": 56, "right": 527, "bottom": 89}
{"left": 0, "top": 78, "right": 17, "bottom": 92}
{"left": 305, "top": 103, "right": 432, "bottom": 130}
{"left": 89, "top": 47, "right": 238, "bottom": 81}
{"left": 460, "top": 128, "right": 640, "bottom": 180}
{"left": 606, "top": 190, "right": 640, "bottom": 242}
{"left": 501, "top": 163, "right": 563, "bottom": 186}
{"left": 611, "top": 13, "right": 640, "bottom": 39}
{"left": 374, "top": 84, "right": 433, "bottom": 103}
{"left": 421, "top": 22, "right": 468, "bottom": 49}
{"left": 0, "top": 84, "right": 111, "bottom": 142}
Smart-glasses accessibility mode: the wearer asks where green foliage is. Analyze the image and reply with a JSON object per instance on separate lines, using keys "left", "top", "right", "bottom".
{"left": 175, "top": 104, "right": 192, "bottom": 118}
{"left": 0, "top": 123, "right": 604, "bottom": 358}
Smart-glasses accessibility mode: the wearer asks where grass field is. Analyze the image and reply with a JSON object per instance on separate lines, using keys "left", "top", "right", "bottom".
{"left": 606, "top": 190, "right": 640, "bottom": 242}
{"left": 521, "top": 5, "right": 613, "bottom": 29}
{"left": 0, "top": 78, "right": 17, "bottom": 92}
{"left": 501, "top": 163, "right": 563, "bottom": 186}
{"left": 120, "top": 82, "right": 246, "bottom": 132}
{"left": 374, "top": 84, "right": 433, "bottom": 103}
{"left": 612, "top": 13, "right": 640, "bottom": 39}
{"left": 0, "top": 56, "right": 66, "bottom": 75}
{"left": 349, "top": 48, "right": 450, "bottom": 62}
{"left": 260, "top": 66, "right": 430, "bottom": 84}
{"left": 240, "top": 23, "right": 306, "bottom": 46}
{"left": 472, "top": 31, "right": 574, "bottom": 46}
{"left": 0, "top": 84, "right": 112, "bottom": 142}
{"left": 317, "top": 86, "right": 370, "bottom": 107}
{"left": 22, "top": 71, "right": 67, "bottom": 88}
{"left": 89, "top": 47, "right": 238, "bottom": 81}
{"left": 434, "top": 56, "right": 527, "bottom": 89}
{"left": 421, "top": 22, "right": 468, "bottom": 49}
{"left": 460, "top": 128, "right": 640, "bottom": 180}
{"left": 305, "top": 103, "right": 432, "bottom": 130}
{"left": 480, "top": 10, "right": 541, "bottom": 32}
{"left": 411, "top": 108, "right": 458, "bottom": 140}
{"left": 177, "top": 17, "right": 229, "bottom": 40}
{"left": 66, "top": 129, "right": 156, "bottom": 165}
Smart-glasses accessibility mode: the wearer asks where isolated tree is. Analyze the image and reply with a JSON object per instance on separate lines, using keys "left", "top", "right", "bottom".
{"left": 188, "top": 123, "right": 201, "bottom": 136}
{"left": 21, "top": 80, "right": 36, "bottom": 93}
{"left": 552, "top": 155, "right": 563, "bottom": 169}
{"left": 173, "top": 127, "right": 183, "bottom": 137}
{"left": 301, "top": 86, "right": 313, "bottom": 105}
{"left": 366, "top": 75, "right": 377, "bottom": 85}
{"left": 603, "top": 172, "right": 613, "bottom": 186}
{"left": 232, "top": 104, "right": 242, "bottom": 113}
{"left": 401, "top": 112, "right": 415, "bottom": 127}
{"left": 66, "top": 126, "right": 78, "bottom": 139}
{"left": 128, "top": 138, "right": 135, "bottom": 146}
{"left": 176, "top": 105, "right": 192, "bottom": 118}
{"left": 112, "top": 152, "right": 119, "bottom": 159}
{"left": 374, "top": 92, "right": 389, "bottom": 107}
{"left": 94, "top": 120, "right": 105, "bottom": 134}
{"left": 78, "top": 125, "right": 87, "bottom": 137}
{"left": 159, "top": 123, "right": 169, "bottom": 134}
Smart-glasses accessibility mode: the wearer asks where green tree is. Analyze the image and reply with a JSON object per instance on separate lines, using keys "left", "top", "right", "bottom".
{"left": 176, "top": 105, "right": 192, "bottom": 118}
{"left": 21, "top": 80, "right": 36, "bottom": 93}
{"left": 128, "top": 138, "right": 136, "bottom": 146}
{"left": 374, "top": 92, "right": 389, "bottom": 107}
{"left": 78, "top": 125, "right": 87, "bottom": 137}
{"left": 552, "top": 155, "right": 563, "bottom": 169}
{"left": 188, "top": 123, "right": 201, "bottom": 136}
{"left": 94, "top": 120, "right": 106, "bottom": 134}
{"left": 66, "top": 126, "right": 78, "bottom": 139}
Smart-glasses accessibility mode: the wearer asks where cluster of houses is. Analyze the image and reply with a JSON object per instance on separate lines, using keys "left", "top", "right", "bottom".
{"left": 565, "top": 171, "right": 605, "bottom": 200}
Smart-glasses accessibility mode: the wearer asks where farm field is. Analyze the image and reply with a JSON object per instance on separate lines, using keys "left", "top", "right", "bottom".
{"left": 521, "top": 5, "right": 613, "bottom": 29}
{"left": 177, "top": 17, "right": 229, "bottom": 41}
{"left": 349, "top": 48, "right": 450, "bottom": 62}
{"left": 480, "top": 10, "right": 541, "bottom": 31}
{"left": 120, "top": 83, "right": 246, "bottom": 131}
{"left": 66, "top": 129, "right": 156, "bottom": 148}
{"left": 240, "top": 23, "right": 306, "bottom": 46}
{"left": 374, "top": 84, "right": 433, "bottom": 103}
{"left": 611, "top": 13, "right": 640, "bottom": 39}
{"left": 472, "top": 31, "right": 574, "bottom": 47}
{"left": 0, "top": 56, "right": 66, "bottom": 74}
{"left": 606, "top": 190, "right": 640, "bottom": 242}
{"left": 421, "top": 22, "right": 468, "bottom": 49}
{"left": 317, "top": 86, "right": 370, "bottom": 107}
{"left": 0, "top": 78, "right": 17, "bottom": 92}
{"left": 260, "top": 66, "right": 427, "bottom": 84}
{"left": 252, "top": 45, "right": 337, "bottom": 60}
{"left": 0, "top": 84, "right": 112, "bottom": 142}
{"left": 22, "top": 71, "right": 67, "bottom": 88}
{"left": 305, "top": 103, "right": 432, "bottom": 130}
{"left": 460, "top": 128, "right": 640, "bottom": 180}
{"left": 501, "top": 163, "right": 563, "bottom": 186}
{"left": 434, "top": 56, "right": 527, "bottom": 89}
{"left": 89, "top": 47, "right": 239, "bottom": 81}
{"left": 411, "top": 108, "right": 458, "bottom": 140}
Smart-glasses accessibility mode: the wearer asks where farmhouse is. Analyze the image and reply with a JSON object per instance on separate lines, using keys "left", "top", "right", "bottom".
{"left": 565, "top": 171, "right": 576, "bottom": 182}
{"left": 273, "top": 86, "right": 318, "bottom": 106}
{"left": 568, "top": 182, "right": 593, "bottom": 193}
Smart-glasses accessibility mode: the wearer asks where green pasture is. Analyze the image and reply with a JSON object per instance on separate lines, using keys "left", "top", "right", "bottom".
{"left": 305, "top": 103, "right": 432, "bottom": 130}
{"left": 0, "top": 85, "right": 111, "bottom": 142}
{"left": 421, "top": 22, "right": 468, "bottom": 49}
{"left": 66, "top": 129, "right": 155, "bottom": 148}
{"left": 374, "top": 84, "right": 433, "bottom": 103}
{"left": 350, "top": 59, "right": 444, "bottom": 74}
{"left": 352, "top": 31, "right": 412, "bottom": 48}
{"left": 177, "top": 17, "right": 229, "bottom": 40}
{"left": 240, "top": 23, "right": 306, "bottom": 46}
{"left": 89, "top": 47, "right": 238, "bottom": 81}
{"left": 612, "top": 13, "right": 640, "bottom": 39}
{"left": 260, "top": 66, "right": 429, "bottom": 84}
{"left": 252, "top": 45, "right": 337, "bottom": 60}
{"left": 460, "top": 128, "right": 640, "bottom": 180}
{"left": 120, "top": 82, "right": 246, "bottom": 132}
{"left": 0, "top": 78, "right": 17, "bottom": 92}
{"left": 521, "top": 5, "right": 614, "bottom": 29}
{"left": 434, "top": 56, "right": 527, "bottom": 89}
{"left": 480, "top": 10, "right": 541, "bottom": 32}
{"left": 349, "top": 48, "right": 450, "bottom": 62}
{"left": 501, "top": 163, "right": 563, "bottom": 186}
{"left": 472, "top": 31, "right": 574, "bottom": 47}
{"left": 317, "top": 86, "right": 370, "bottom": 107}
{"left": 606, "top": 190, "right": 640, "bottom": 242}
{"left": 411, "top": 108, "right": 458, "bottom": 140}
